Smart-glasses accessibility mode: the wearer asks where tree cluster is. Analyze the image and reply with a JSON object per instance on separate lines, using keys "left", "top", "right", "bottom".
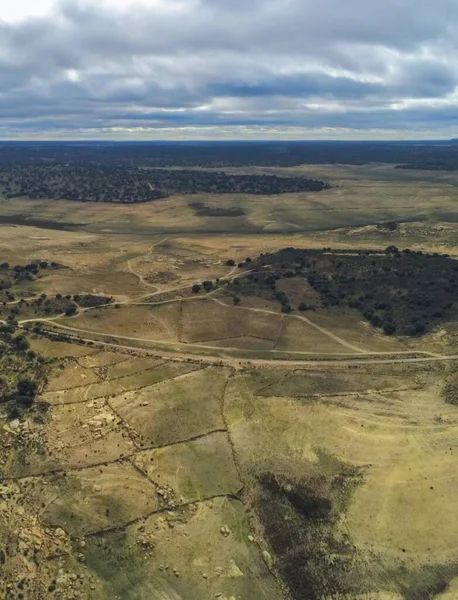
{"left": 238, "top": 246, "right": 458, "bottom": 336}
{"left": 0, "top": 324, "right": 48, "bottom": 418}
{"left": 73, "top": 294, "right": 112, "bottom": 308}
{"left": 0, "top": 260, "right": 61, "bottom": 302}
{"left": 0, "top": 163, "right": 330, "bottom": 204}
{"left": 0, "top": 165, "right": 165, "bottom": 203}
{"left": 0, "top": 293, "right": 78, "bottom": 321}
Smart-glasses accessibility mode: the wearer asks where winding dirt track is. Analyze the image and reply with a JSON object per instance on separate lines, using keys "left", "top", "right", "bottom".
{"left": 209, "top": 297, "right": 366, "bottom": 353}
{"left": 28, "top": 319, "right": 458, "bottom": 371}
{"left": 209, "top": 297, "right": 444, "bottom": 357}
{"left": 21, "top": 291, "right": 446, "bottom": 362}
{"left": 126, "top": 236, "right": 170, "bottom": 290}
{"left": 14, "top": 241, "right": 451, "bottom": 367}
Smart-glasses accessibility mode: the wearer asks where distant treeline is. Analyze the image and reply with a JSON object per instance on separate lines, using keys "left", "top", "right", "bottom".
{"left": 0, "top": 164, "right": 329, "bottom": 204}
{"left": 2, "top": 142, "right": 458, "bottom": 205}
{"left": 2, "top": 140, "right": 458, "bottom": 169}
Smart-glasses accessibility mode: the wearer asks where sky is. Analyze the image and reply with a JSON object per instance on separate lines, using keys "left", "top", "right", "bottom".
{"left": 1, "top": 0, "right": 458, "bottom": 140}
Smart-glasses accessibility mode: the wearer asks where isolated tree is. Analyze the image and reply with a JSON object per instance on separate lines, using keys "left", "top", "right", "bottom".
{"left": 13, "top": 335, "right": 29, "bottom": 352}
{"left": 17, "top": 378, "right": 37, "bottom": 398}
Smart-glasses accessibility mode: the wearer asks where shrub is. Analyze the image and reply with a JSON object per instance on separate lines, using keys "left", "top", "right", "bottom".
{"left": 17, "top": 378, "right": 37, "bottom": 398}
{"left": 383, "top": 323, "right": 396, "bottom": 336}
{"left": 13, "top": 335, "right": 29, "bottom": 352}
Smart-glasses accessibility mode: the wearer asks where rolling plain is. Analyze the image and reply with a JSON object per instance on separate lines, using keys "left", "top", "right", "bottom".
{"left": 2, "top": 160, "right": 458, "bottom": 599}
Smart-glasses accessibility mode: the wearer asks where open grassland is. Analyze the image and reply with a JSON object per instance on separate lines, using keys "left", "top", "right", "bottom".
{"left": 4, "top": 163, "right": 458, "bottom": 239}
{"left": 82, "top": 496, "right": 282, "bottom": 600}
{"left": 132, "top": 431, "right": 242, "bottom": 503}
{"left": 3, "top": 163, "right": 458, "bottom": 599}
{"left": 53, "top": 292, "right": 447, "bottom": 359}
{"left": 223, "top": 364, "right": 458, "bottom": 599}
{"left": 70, "top": 304, "right": 182, "bottom": 342}
{"left": 109, "top": 367, "right": 228, "bottom": 448}
{"left": 4, "top": 349, "right": 456, "bottom": 599}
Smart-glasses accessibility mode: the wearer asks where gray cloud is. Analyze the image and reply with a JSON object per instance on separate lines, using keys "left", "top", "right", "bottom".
{"left": 1, "top": 0, "right": 458, "bottom": 138}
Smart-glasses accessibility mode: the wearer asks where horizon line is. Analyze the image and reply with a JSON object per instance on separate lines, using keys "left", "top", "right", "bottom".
{"left": 0, "top": 138, "right": 456, "bottom": 143}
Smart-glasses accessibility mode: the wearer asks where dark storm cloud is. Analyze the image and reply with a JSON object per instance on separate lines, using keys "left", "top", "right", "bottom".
{"left": 207, "top": 73, "right": 384, "bottom": 100}
{"left": 1, "top": 0, "right": 458, "bottom": 137}
{"left": 390, "top": 59, "right": 457, "bottom": 98}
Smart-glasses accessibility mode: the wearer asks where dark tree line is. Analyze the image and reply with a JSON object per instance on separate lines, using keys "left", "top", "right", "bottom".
{"left": 0, "top": 163, "right": 329, "bottom": 204}
{"left": 2, "top": 140, "right": 458, "bottom": 169}
{"left": 0, "top": 324, "right": 48, "bottom": 418}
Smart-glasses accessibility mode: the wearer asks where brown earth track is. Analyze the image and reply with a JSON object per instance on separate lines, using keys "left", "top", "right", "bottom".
{"left": 30, "top": 323, "right": 458, "bottom": 369}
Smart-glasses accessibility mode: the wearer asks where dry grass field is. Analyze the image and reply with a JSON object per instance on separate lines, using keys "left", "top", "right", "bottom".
{"left": 2, "top": 163, "right": 458, "bottom": 599}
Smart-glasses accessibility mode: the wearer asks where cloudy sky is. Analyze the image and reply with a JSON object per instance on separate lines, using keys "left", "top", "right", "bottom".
{"left": 1, "top": 0, "right": 458, "bottom": 139}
